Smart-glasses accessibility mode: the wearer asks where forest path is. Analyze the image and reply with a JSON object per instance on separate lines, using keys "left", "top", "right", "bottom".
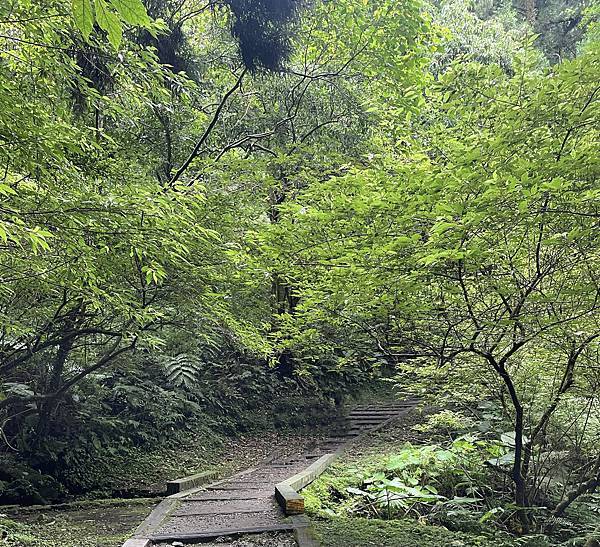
{"left": 124, "top": 397, "right": 419, "bottom": 547}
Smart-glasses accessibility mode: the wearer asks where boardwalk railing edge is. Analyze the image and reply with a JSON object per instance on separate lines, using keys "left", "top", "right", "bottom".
{"left": 275, "top": 453, "right": 339, "bottom": 515}
{"left": 166, "top": 469, "right": 218, "bottom": 495}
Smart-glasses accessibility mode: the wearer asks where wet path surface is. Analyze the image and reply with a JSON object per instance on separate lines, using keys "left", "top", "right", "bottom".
{"left": 129, "top": 399, "right": 419, "bottom": 546}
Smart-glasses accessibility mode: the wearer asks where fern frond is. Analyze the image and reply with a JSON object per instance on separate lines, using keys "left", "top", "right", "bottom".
{"left": 163, "top": 354, "right": 202, "bottom": 388}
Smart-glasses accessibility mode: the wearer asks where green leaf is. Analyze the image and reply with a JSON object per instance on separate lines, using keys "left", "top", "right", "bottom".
{"left": 72, "top": 0, "right": 95, "bottom": 39}
{"left": 449, "top": 496, "right": 481, "bottom": 504}
{"left": 109, "top": 0, "right": 151, "bottom": 26}
{"left": 479, "top": 507, "right": 504, "bottom": 523}
{"left": 94, "top": 0, "right": 123, "bottom": 49}
{"left": 0, "top": 183, "right": 16, "bottom": 196}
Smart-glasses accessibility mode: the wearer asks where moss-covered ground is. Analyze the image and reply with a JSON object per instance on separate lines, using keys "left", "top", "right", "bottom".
{"left": 0, "top": 499, "right": 156, "bottom": 547}
{"left": 313, "top": 518, "right": 516, "bottom": 547}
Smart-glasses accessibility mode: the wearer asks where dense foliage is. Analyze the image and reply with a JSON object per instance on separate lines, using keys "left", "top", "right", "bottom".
{"left": 1, "top": 0, "right": 599, "bottom": 543}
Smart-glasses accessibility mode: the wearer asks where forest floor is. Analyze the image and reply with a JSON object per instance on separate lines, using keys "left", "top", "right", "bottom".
{"left": 2, "top": 429, "right": 326, "bottom": 547}
{"left": 6, "top": 385, "right": 565, "bottom": 547}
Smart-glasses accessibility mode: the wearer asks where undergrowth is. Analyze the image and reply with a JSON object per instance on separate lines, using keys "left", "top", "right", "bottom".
{"left": 304, "top": 403, "right": 600, "bottom": 547}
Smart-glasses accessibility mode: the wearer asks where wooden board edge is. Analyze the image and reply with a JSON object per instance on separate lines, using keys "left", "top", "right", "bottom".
{"left": 121, "top": 497, "right": 178, "bottom": 546}
{"left": 166, "top": 469, "right": 217, "bottom": 495}
{"left": 121, "top": 540, "right": 151, "bottom": 547}
{"left": 285, "top": 453, "right": 339, "bottom": 491}
{"left": 149, "top": 523, "right": 296, "bottom": 541}
{"left": 291, "top": 515, "right": 321, "bottom": 547}
{"left": 275, "top": 483, "right": 304, "bottom": 515}
{"left": 275, "top": 453, "right": 338, "bottom": 515}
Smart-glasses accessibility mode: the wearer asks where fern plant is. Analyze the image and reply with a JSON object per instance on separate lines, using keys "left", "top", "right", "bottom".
{"left": 163, "top": 353, "right": 203, "bottom": 388}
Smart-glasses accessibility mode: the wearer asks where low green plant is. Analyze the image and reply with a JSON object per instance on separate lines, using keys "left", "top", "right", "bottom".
{"left": 306, "top": 436, "right": 507, "bottom": 524}
{"left": 349, "top": 437, "right": 503, "bottom": 519}
{"left": 412, "top": 409, "right": 475, "bottom": 435}
{"left": 0, "top": 518, "right": 40, "bottom": 547}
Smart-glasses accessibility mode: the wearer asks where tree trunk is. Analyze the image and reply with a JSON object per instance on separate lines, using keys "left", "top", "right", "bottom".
{"left": 33, "top": 336, "right": 74, "bottom": 448}
{"left": 491, "top": 355, "right": 530, "bottom": 530}
{"left": 33, "top": 308, "right": 81, "bottom": 448}
{"left": 513, "top": 402, "right": 528, "bottom": 521}
{"left": 524, "top": 0, "right": 537, "bottom": 25}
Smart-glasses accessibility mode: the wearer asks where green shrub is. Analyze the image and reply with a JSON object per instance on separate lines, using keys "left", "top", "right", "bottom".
{"left": 412, "top": 409, "right": 475, "bottom": 435}
{"left": 305, "top": 436, "right": 507, "bottom": 523}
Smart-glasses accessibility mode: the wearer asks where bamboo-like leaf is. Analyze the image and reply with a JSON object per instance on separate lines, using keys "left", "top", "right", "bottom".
{"left": 94, "top": 0, "right": 123, "bottom": 49}
{"left": 109, "top": 0, "right": 151, "bottom": 26}
{"left": 72, "top": 0, "right": 95, "bottom": 39}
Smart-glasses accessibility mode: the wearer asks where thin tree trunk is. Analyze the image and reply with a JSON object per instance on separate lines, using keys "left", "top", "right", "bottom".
{"left": 554, "top": 453, "right": 600, "bottom": 516}
{"left": 488, "top": 353, "right": 530, "bottom": 530}
{"left": 33, "top": 331, "right": 75, "bottom": 448}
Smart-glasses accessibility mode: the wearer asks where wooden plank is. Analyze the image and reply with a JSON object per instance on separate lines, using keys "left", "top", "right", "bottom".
{"left": 275, "top": 483, "right": 304, "bottom": 515}
{"left": 207, "top": 485, "right": 269, "bottom": 491}
{"left": 186, "top": 491, "right": 272, "bottom": 501}
{"left": 346, "top": 412, "right": 398, "bottom": 422}
{"left": 122, "top": 540, "right": 151, "bottom": 547}
{"left": 172, "top": 507, "right": 270, "bottom": 517}
{"left": 351, "top": 420, "right": 385, "bottom": 426}
{"left": 348, "top": 421, "right": 391, "bottom": 425}
{"left": 275, "top": 453, "right": 339, "bottom": 515}
{"left": 352, "top": 403, "right": 417, "bottom": 411}
{"left": 122, "top": 497, "right": 179, "bottom": 546}
{"left": 173, "top": 499, "right": 275, "bottom": 516}
{"left": 349, "top": 410, "right": 406, "bottom": 416}
{"left": 130, "top": 498, "right": 178, "bottom": 539}
{"left": 286, "top": 454, "right": 338, "bottom": 491}
{"left": 348, "top": 414, "right": 398, "bottom": 419}
{"left": 347, "top": 417, "right": 395, "bottom": 422}
{"left": 166, "top": 469, "right": 217, "bottom": 495}
{"left": 215, "top": 480, "right": 281, "bottom": 487}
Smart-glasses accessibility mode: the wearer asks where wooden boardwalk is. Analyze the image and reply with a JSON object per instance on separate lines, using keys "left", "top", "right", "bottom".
{"left": 124, "top": 398, "right": 419, "bottom": 547}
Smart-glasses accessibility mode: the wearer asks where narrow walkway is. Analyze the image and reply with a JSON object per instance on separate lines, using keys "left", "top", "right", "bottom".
{"left": 126, "top": 398, "right": 419, "bottom": 546}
